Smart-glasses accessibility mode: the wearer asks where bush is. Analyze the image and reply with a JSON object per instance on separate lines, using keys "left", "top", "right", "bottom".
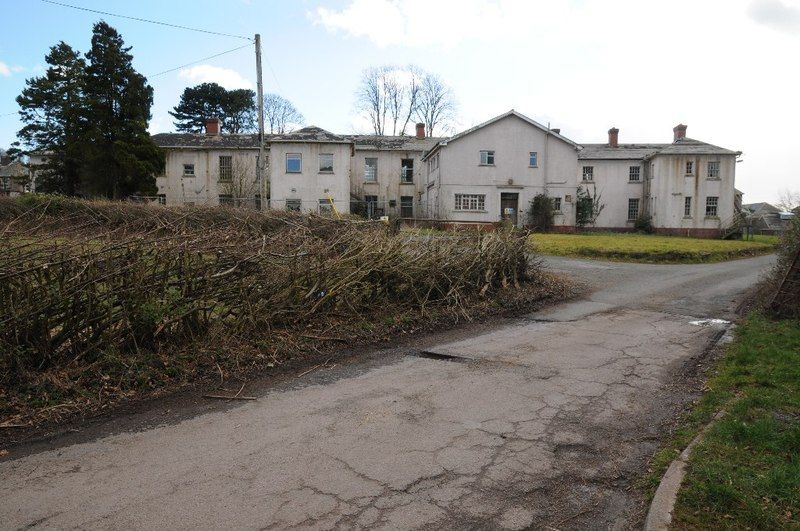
{"left": 527, "top": 193, "right": 555, "bottom": 231}
{"left": 634, "top": 214, "right": 653, "bottom": 233}
{"left": 766, "top": 216, "right": 800, "bottom": 318}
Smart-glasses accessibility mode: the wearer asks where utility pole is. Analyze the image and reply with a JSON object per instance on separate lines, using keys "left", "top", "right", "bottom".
{"left": 255, "top": 33, "right": 267, "bottom": 210}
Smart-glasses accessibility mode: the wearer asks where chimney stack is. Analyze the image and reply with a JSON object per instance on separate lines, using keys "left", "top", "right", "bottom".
{"left": 608, "top": 127, "right": 619, "bottom": 148}
{"left": 415, "top": 122, "right": 425, "bottom": 139}
{"left": 205, "top": 117, "right": 221, "bottom": 136}
{"left": 551, "top": 128, "right": 561, "bottom": 134}
{"left": 673, "top": 123, "right": 687, "bottom": 143}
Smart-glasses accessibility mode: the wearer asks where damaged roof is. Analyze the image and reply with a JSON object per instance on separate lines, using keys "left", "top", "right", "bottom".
{"left": 580, "top": 138, "right": 740, "bottom": 160}
{"left": 348, "top": 135, "right": 444, "bottom": 151}
{"left": 0, "top": 160, "right": 27, "bottom": 177}
{"left": 151, "top": 133, "right": 263, "bottom": 149}
{"left": 270, "top": 126, "right": 350, "bottom": 143}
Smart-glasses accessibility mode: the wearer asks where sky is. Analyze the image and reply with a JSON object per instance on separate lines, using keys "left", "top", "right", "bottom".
{"left": 1, "top": 0, "right": 798, "bottom": 204}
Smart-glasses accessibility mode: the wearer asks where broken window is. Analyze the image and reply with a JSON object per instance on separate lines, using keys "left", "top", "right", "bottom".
{"left": 319, "top": 153, "right": 334, "bottom": 173}
{"left": 582, "top": 166, "right": 594, "bottom": 181}
{"left": 319, "top": 198, "right": 334, "bottom": 214}
{"left": 706, "top": 196, "right": 719, "bottom": 217}
{"left": 400, "top": 196, "right": 413, "bottom": 218}
{"left": 401, "top": 159, "right": 414, "bottom": 183}
{"left": 364, "top": 158, "right": 378, "bottom": 181}
{"left": 707, "top": 161, "right": 720, "bottom": 178}
{"left": 286, "top": 199, "right": 301, "bottom": 211}
{"left": 182, "top": 163, "right": 195, "bottom": 177}
{"left": 685, "top": 161, "right": 694, "bottom": 175}
{"left": 218, "top": 156, "right": 232, "bottom": 181}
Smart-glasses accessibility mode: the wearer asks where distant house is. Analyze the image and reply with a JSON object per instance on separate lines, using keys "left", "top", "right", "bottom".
{"left": 744, "top": 202, "right": 795, "bottom": 233}
{"left": 0, "top": 156, "right": 28, "bottom": 197}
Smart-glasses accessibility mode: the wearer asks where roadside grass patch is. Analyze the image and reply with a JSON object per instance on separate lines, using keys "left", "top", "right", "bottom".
{"left": 643, "top": 315, "right": 800, "bottom": 529}
{"left": 529, "top": 233, "right": 777, "bottom": 263}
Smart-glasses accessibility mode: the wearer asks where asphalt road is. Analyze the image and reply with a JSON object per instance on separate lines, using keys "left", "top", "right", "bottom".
{"left": 0, "top": 254, "right": 775, "bottom": 530}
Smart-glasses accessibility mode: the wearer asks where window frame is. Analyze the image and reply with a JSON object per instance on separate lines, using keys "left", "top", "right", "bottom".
{"left": 318, "top": 153, "right": 334, "bottom": 173}
{"left": 479, "top": 150, "right": 495, "bottom": 166}
{"left": 318, "top": 198, "right": 334, "bottom": 214}
{"left": 582, "top": 166, "right": 594, "bottom": 181}
{"left": 454, "top": 193, "right": 486, "bottom": 212}
{"left": 400, "top": 158, "right": 414, "bottom": 183}
{"left": 400, "top": 195, "right": 414, "bottom": 218}
{"left": 684, "top": 196, "right": 692, "bottom": 217}
{"left": 627, "top": 198, "right": 640, "bottom": 221}
{"left": 553, "top": 197, "right": 562, "bottom": 212}
{"left": 685, "top": 161, "right": 694, "bottom": 175}
{"left": 285, "top": 198, "right": 301, "bottom": 211}
{"left": 629, "top": 166, "right": 641, "bottom": 182}
{"left": 182, "top": 163, "right": 195, "bottom": 177}
{"left": 286, "top": 153, "right": 302, "bottom": 174}
{"left": 707, "top": 161, "right": 720, "bottom": 179}
{"left": 218, "top": 194, "right": 234, "bottom": 206}
{"left": 364, "top": 157, "right": 378, "bottom": 182}
{"left": 218, "top": 156, "right": 232, "bottom": 182}
{"left": 705, "top": 196, "right": 719, "bottom": 217}
{"left": 529, "top": 152, "right": 538, "bottom": 167}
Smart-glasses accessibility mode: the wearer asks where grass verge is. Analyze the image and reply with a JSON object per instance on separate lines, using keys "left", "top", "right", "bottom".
{"left": 642, "top": 314, "right": 800, "bottom": 529}
{"left": 529, "top": 233, "right": 778, "bottom": 263}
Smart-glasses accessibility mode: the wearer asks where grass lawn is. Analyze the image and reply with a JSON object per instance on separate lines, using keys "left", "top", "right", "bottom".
{"left": 529, "top": 232, "right": 778, "bottom": 263}
{"left": 663, "top": 315, "right": 800, "bottom": 529}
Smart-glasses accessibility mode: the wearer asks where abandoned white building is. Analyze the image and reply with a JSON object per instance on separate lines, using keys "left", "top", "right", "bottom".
{"left": 152, "top": 111, "right": 741, "bottom": 237}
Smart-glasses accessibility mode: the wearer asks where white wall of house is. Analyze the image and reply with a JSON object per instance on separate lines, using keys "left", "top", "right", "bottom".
{"left": 156, "top": 148, "right": 260, "bottom": 206}
{"left": 351, "top": 148, "right": 424, "bottom": 216}
{"left": 426, "top": 114, "right": 578, "bottom": 226}
{"left": 577, "top": 159, "right": 645, "bottom": 228}
{"left": 648, "top": 154, "right": 737, "bottom": 231}
{"left": 268, "top": 141, "right": 351, "bottom": 213}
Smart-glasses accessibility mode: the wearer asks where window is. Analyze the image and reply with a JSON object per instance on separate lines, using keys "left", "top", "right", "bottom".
{"left": 218, "top": 156, "right": 232, "bottom": 181}
{"left": 684, "top": 196, "right": 692, "bottom": 217}
{"left": 319, "top": 198, "right": 334, "bottom": 214}
{"left": 1, "top": 177, "right": 10, "bottom": 191}
{"left": 627, "top": 198, "right": 640, "bottom": 221}
{"left": 629, "top": 166, "right": 641, "bottom": 181}
{"left": 707, "top": 161, "right": 720, "bottom": 178}
{"left": 553, "top": 197, "right": 562, "bottom": 212}
{"left": 286, "top": 153, "right": 302, "bottom": 173}
{"left": 182, "top": 163, "right": 195, "bottom": 177}
{"left": 529, "top": 152, "right": 538, "bottom": 167}
{"left": 454, "top": 194, "right": 486, "bottom": 211}
{"left": 582, "top": 166, "right": 594, "bottom": 181}
{"left": 286, "top": 199, "right": 301, "bottom": 211}
{"left": 479, "top": 150, "right": 495, "bottom": 165}
{"left": 157, "top": 194, "right": 166, "bottom": 205}
{"left": 319, "top": 153, "right": 333, "bottom": 173}
{"left": 219, "top": 194, "right": 233, "bottom": 206}
{"left": 705, "top": 196, "right": 719, "bottom": 217}
{"left": 364, "top": 158, "right": 378, "bottom": 181}
{"left": 400, "top": 196, "right": 413, "bottom": 218}
{"left": 401, "top": 159, "right": 414, "bottom": 183}
{"left": 685, "top": 161, "right": 694, "bottom": 175}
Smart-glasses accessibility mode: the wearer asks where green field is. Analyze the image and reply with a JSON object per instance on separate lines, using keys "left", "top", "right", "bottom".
{"left": 529, "top": 233, "right": 778, "bottom": 263}
{"left": 668, "top": 315, "right": 800, "bottom": 528}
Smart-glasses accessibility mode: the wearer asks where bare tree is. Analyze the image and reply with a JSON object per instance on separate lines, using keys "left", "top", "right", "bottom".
{"left": 264, "top": 94, "right": 304, "bottom": 134}
{"left": 356, "top": 65, "right": 426, "bottom": 136}
{"left": 776, "top": 188, "right": 800, "bottom": 212}
{"left": 415, "top": 73, "right": 456, "bottom": 137}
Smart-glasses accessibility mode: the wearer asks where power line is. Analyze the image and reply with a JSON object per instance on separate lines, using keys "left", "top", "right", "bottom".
{"left": 40, "top": 0, "right": 253, "bottom": 41}
{"left": 149, "top": 43, "right": 252, "bottom": 78}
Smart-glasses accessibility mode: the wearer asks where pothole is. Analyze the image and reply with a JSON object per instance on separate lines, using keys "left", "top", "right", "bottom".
{"left": 411, "top": 350, "right": 471, "bottom": 363}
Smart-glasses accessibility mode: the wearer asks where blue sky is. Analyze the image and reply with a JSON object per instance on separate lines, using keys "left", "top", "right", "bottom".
{"left": 1, "top": 0, "right": 799, "bottom": 204}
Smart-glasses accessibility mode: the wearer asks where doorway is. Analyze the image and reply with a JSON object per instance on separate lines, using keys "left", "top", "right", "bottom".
{"left": 500, "top": 192, "right": 520, "bottom": 226}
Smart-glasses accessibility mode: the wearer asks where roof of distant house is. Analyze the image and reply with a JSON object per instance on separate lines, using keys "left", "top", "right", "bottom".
{"left": 151, "top": 132, "right": 263, "bottom": 149}
{"left": 270, "top": 126, "right": 350, "bottom": 144}
{"left": 347, "top": 134, "right": 444, "bottom": 152}
{"left": 579, "top": 138, "right": 740, "bottom": 160}
{"left": 0, "top": 160, "right": 27, "bottom": 177}
{"left": 743, "top": 202, "right": 781, "bottom": 215}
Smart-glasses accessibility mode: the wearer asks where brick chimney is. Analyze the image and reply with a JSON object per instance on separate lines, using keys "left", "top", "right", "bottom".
{"left": 608, "top": 127, "right": 619, "bottom": 148}
{"left": 205, "top": 117, "right": 221, "bottom": 136}
{"left": 415, "top": 122, "right": 425, "bottom": 139}
{"left": 673, "top": 123, "right": 687, "bottom": 142}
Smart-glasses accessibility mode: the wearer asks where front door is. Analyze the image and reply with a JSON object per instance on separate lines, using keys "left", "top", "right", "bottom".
{"left": 500, "top": 192, "right": 519, "bottom": 226}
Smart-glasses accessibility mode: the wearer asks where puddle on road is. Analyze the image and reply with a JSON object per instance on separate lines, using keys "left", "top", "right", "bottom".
{"left": 688, "top": 318, "right": 731, "bottom": 327}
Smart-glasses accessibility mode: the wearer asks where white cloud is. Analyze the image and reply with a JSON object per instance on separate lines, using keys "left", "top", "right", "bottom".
{"left": 748, "top": 0, "right": 800, "bottom": 35}
{"left": 0, "top": 61, "right": 24, "bottom": 77}
{"left": 178, "top": 65, "right": 253, "bottom": 90}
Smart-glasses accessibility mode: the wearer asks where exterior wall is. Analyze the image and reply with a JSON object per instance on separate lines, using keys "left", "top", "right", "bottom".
{"left": 156, "top": 148, "right": 260, "bottom": 206}
{"left": 351, "top": 148, "right": 424, "bottom": 217}
{"left": 268, "top": 142, "right": 351, "bottom": 213}
{"left": 427, "top": 114, "right": 578, "bottom": 227}
{"left": 576, "top": 159, "right": 645, "bottom": 229}
{"left": 648, "top": 154, "right": 737, "bottom": 232}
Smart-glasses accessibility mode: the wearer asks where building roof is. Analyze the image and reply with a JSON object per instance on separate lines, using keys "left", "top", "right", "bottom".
{"left": 421, "top": 110, "right": 580, "bottom": 161}
{"left": 579, "top": 137, "right": 740, "bottom": 160}
{"left": 151, "top": 133, "right": 263, "bottom": 149}
{"left": 348, "top": 135, "right": 444, "bottom": 152}
{"left": 269, "top": 126, "right": 350, "bottom": 144}
{"left": 743, "top": 202, "right": 781, "bottom": 215}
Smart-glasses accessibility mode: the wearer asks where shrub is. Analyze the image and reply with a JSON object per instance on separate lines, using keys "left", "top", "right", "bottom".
{"left": 528, "top": 193, "right": 555, "bottom": 231}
